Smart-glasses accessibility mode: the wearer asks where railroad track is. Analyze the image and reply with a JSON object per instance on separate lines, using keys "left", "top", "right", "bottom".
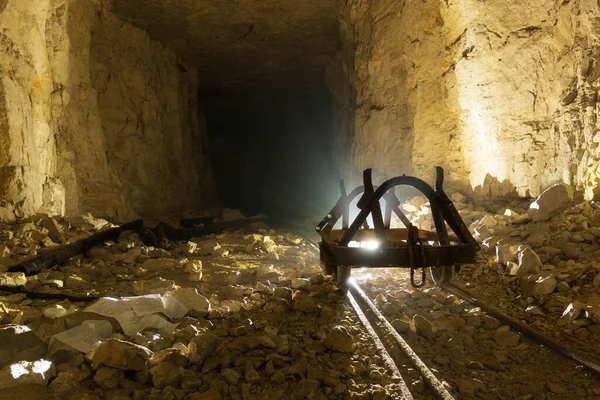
{"left": 296, "top": 230, "right": 600, "bottom": 399}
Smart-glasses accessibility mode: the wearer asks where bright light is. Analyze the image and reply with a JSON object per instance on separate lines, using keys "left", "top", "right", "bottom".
{"left": 348, "top": 241, "right": 380, "bottom": 250}
{"left": 10, "top": 360, "right": 53, "bottom": 379}
{"left": 32, "top": 360, "right": 53, "bottom": 377}
{"left": 360, "top": 241, "right": 380, "bottom": 250}
{"left": 10, "top": 363, "right": 28, "bottom": 379}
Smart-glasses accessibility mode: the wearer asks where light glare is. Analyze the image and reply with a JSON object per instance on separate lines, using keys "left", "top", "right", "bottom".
{"left": 360, "top": 241, "right": 379, "bottom": 250}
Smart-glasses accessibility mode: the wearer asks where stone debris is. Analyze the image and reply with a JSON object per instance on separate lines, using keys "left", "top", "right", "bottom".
{"left": 166, "top": 287, "right": 210, "bottom": 317}
{"left": 353, "top": 191, "right": 600, "bottom": 398}
{"left": 2, "top": 205, "right": 600, "bottom": 399}
{"left": 0, "top": 359, "right": 56, "bottom": 389}
{"left": 188, "top": 332, "right": 220, "bottom": 365}
{"left": 0, "top": 207, "right": 16, "bottom": 224}
{"left": 528, "top": 183, "right": 573, "bottom": 222}
{"left": 0, "top": 325, "right": 47, "bottom": 369}
{"left": 324, "top": 325, "right": 354, "bottom": 352}
{"left": 149, "top": 362, "right": 185, "bottom": 388}
{"left": 0, "top": 272, "right": 27, "bottom": 287}
{"left": 91, "top": 339, "right": 153, "bottom": 370}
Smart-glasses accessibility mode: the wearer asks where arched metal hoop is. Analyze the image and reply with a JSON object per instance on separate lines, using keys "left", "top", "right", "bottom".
{"left": 316, "top": 167, "right": 479, "bottom": 287}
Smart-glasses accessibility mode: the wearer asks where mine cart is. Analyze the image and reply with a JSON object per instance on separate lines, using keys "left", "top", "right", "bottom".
{"left": 316, "top": 167, "right": 480, "bottom": 288}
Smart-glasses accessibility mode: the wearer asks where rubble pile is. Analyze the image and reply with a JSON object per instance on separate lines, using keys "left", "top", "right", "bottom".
{"left": 395, "top": 187, "right": 600, "bottom": 341}
{"left": 359, "top": 270, "right": 600, "bottom": 398}
{"left": 0, "top": 211, "right": 406, "bottom": 399}
{"left": 352, "top": 187, "right": 600, "bottom": 398}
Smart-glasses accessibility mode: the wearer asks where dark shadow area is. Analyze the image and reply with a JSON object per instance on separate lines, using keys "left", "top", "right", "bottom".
{"left": 203, "top": 86, "right": 341, "bottom": 227}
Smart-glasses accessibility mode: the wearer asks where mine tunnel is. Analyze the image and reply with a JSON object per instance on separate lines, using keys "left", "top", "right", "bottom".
{"left": 1, "top": 0, "right": 600, "bottom": 399}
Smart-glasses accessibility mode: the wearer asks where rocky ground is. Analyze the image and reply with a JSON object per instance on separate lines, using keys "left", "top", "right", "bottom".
{"left": 352, "top": 184, "right": 600, "bottom": 399}
{"left": 0, "top": 210, "right": 407, "bottom": 400}
{"left": 3, "top": 182, "right": 600, "bottom": 399}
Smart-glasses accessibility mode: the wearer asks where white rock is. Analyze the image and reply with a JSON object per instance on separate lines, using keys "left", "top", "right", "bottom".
{"left": 474, "top": 225, "right": 492, "bottom": 241}
{"left": 450, "top": 192, "right": 466, "bottom": 203}
{"left": 40, "top": 217, "right": 65, "bottom": 243}
{"left": 0, "top": 360, "right": 56, "bottom": 389}
{"left": 586, "top": 294, "right": 600, "bottom": 324}
{"left": 0, "top": 326, "right": 47, "bottom": 369}
{"left": 187, "top": 270, "right": 202, "bottom": 282}
{"left": 525, "top": 306, "right": 545, "bottom": 316}
{"left": 402, "top": 203, "right": 419, "bottom": 213}
{"left": 516, "top": 248, "right": 542, "bottom": 276}
{"left": 255, "top": 282, "right": 270, "bottom": 292}
{"left": 532, "top": 276, "right": 557, "bottom": 298}
{"left": 42, "top": 305, "right": 75, "bottom": 319}
{"left": 132, "top": 278, "right": 176, "bottom": 295}
{"left": 324, "top": 326, "right": 354, "bottom": 352}
{"left": 92, "top": 339, "right": 153, "bottom": 370}
{"left": 412, "top": 315, "right": 435, "bottom": 339}
{"left": 560, "top": 301, "right": 587, "bottom": 325}
{"left": 291, "top": 278, "right": 310, "bottom": 289}
{"left": 184, "top": 241, "right": 197, "bottom": 255}
{"left": 93, "top": 366, "right": 124, "bottom": 389}
{"left": 69, "top": 214, "right": 109, "bottom": 231}
{"left": 419, "top": 220, "right": 433, "bottom": 231}
{"left": 479, "top": 214, "right": 498, "bottom": 228}
{"left": 188, "top": 333, "right": 220, "bottom": 364}
{"left": 495, "top": 244, "right": 519, "bottom": 265}
{"left": 150, "top": 362, "right": 184, "bottom": 388}
{"left": 528, "top": 183, "right": 573, "bottom": 222}
{"left": 213, "top": 245, "right": 229, "bottom": 257}
{"left": 0, "top": 272, "right": 27, "bottom": 287}
{"left": 0, "top": 207, "right": 15, "bottom": 224}
{"left": 506, "top": 261, "right": 520, "bottom": 276}
{"left": 184, "top": 260, "right": 202, "bottom": 273}
{"left": 403, "top": 196, "right": 427, "bottom": 212}
{"left": 0, "top": 245, "right": 10, "bottom": 258}
{"left": 166, "top": 288, "right": 210, "bottom": 317}
{"left": 122, "top": 247, "right": 142, "bottom": 264}
{"left": 65, "top": 276, "right": 87, "bottom": 289}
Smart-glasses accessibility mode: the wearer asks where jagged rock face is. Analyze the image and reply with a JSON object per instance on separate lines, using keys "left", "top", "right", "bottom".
{"left": 110, "top": 0, "right": 340, "bottom": 90}
{"left": 0, "top": 0, "right": 216, "bottom": 219}
{"left": 0, "top": 0, "right": 57, "bottom": 216}
{"left": 334, "top": 0, "right": 600, "bottom": 198}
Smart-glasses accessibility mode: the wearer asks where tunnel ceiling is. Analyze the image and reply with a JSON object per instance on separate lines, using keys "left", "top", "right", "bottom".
{"left": 110, "top": 0, "right": 340, "bottom": 91}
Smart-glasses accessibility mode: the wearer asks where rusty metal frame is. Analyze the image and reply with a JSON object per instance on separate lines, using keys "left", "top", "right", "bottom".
{"left": 316, "top": 167, "right": 480, "bottom": 287}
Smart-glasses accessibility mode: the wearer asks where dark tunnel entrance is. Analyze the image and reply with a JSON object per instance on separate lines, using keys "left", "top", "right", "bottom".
{"left": 203, "top": 85, "right": 341, "bottom": 228}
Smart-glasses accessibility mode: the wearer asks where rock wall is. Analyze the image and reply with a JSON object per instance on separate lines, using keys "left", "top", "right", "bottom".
{"left": 334, "top": 0, "right": 600, "bottom": 199}
{"left": 0, "top": 0, "right": 58, "bottom": 216}
{"left": 0, "top": 0, "right": 216, "bottom": 219}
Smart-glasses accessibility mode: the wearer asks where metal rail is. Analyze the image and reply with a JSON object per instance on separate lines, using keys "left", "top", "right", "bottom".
{"left": 298, "top": 228, "right": 600, "bottom": 395}
{"left": 347, "top": 279, "right": 456, "bottom": 400}
{"left": 441, "top": 282, "right": 600, "bottom": 376}
{"left": 296, "top": 233, "right": 454, "bottom": 399}
{"left": 346, "top": 290, "right": 415, "bottom": 400}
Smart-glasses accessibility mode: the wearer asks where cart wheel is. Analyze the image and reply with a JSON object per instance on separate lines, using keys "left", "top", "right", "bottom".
{"left": 336, "top": 266, "right": 351, "bottom": 286}
{"left": 430, "top": 265, "right": 454, "bottom": 285}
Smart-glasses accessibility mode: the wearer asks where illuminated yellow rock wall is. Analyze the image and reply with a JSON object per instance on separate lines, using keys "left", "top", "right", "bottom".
{"left": 0, "top": 0, "right": 216, "bottom": 219}
{"left": 0, "top": 0, "right": 58, "bottom": 216}
{"left": 335, "top": 0, "right": 600, "bottom": 199}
